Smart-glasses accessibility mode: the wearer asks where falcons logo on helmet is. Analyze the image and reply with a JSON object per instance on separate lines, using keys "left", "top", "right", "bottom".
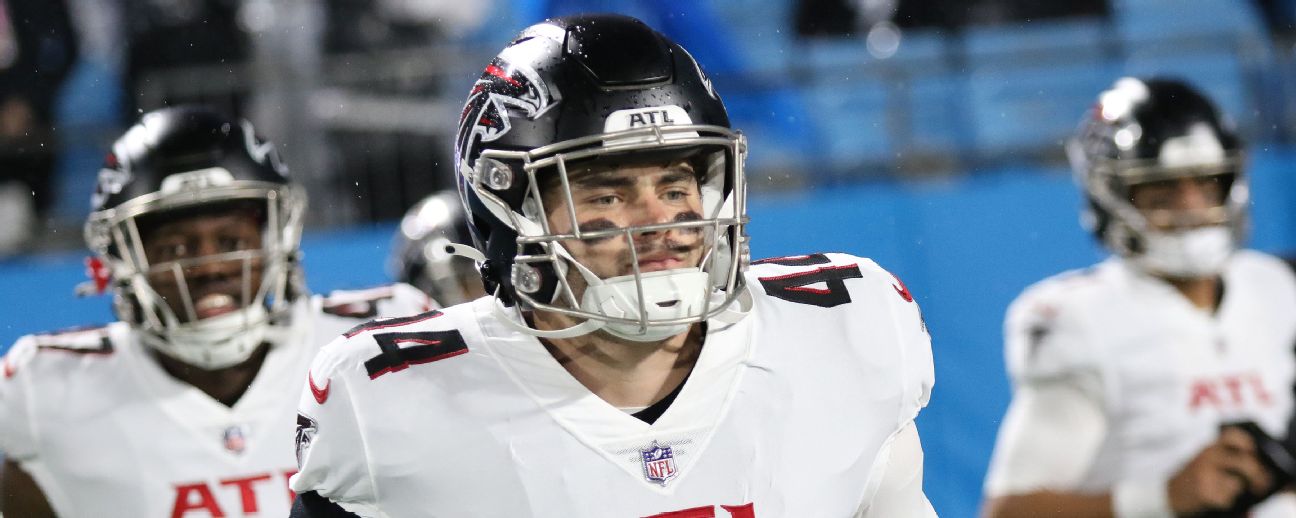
{"left": 455, "top": 55, "right": 556, "bottom": 166}
{"left": 90, "top": 152, "right": 131, "bottom": 212}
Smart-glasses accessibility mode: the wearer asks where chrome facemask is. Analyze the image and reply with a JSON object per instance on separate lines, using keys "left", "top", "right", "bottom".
{"left": 466, "top": 123, "right": 751, "bottom": 341}
{"left": 85, "top": 174, "right": 306, "bottom": 368}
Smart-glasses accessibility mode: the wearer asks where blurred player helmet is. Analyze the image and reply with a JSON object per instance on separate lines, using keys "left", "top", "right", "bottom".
{"left": 454, "top": 14, "right": 750, "bottom": 341}
{"left": 389, "top": 191, "right": 481, "bottom": 306}
{"left": 1068, "top": 77, "right": 1247, "bottom": 277}
{"left": 84, "top": 106, "right": 307, "bottom": 369}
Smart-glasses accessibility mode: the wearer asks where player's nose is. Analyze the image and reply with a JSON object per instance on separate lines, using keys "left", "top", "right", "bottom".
{"left": 628, "top": 193, "right": 675, "bottom": 230}
{"left": 183, "top": 237, "right": 239, "bottom": 278}
{"left": 1174, "top": 178, "right": 1215, "bottom": 210}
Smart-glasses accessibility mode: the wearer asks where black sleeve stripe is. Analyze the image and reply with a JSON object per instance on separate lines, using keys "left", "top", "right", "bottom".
{"left": 34, "top": 336, "right": 114, "bottom": 355}
{"left": 752, "top": 253, "right": 832, "bottom": 267}
{"left": 342, "top": 309, "right": 443, "bottom": 338}
{"left": 290, "top": 491, "right": 361, "bottom": 518}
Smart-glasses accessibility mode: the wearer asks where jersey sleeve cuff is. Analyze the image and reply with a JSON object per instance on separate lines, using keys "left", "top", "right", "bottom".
{"left": 1112, "top": 479, "right": 1174, "bottom": 518}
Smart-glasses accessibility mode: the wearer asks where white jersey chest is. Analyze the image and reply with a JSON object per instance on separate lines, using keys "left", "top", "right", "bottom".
{"left": 1090, "top": 268, "right": 1296, "bottom": 483}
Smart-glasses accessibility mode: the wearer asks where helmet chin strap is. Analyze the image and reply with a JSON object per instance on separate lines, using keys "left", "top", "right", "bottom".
{"left": 464, "top": 241, "right": 720, "bottom": 342}
{"left": 550, "top": 243, "right": 713, "bottom": 342}
{"left": 129, "top": 257, "right": 289, "bottom": 370}
{"left": 489, "top": 296, "right": 606, "bottom": 338}
{"left": 451, "top": 242, "right": 606, "bottom": 339}
{"left": 1132, "top": 225, "right": 1234, "bottom": 278}
{"left": 145, "top": 305, "right": 271, "bottom": 369}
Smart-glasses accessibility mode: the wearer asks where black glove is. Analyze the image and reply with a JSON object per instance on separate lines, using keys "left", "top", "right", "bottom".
{"left": 1195, "top": 421, "right": 1296, "bottom": 517}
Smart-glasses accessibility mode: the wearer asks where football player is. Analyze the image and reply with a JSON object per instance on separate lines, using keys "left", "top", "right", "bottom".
{"left": 388, "top": 190, "right": 487, "bottom": 305}
{"left": 290, "top": 13, "right": 936, "bottom": 518}
{"left": 0, "top": 106, "right": 430, "bottom": 518}
{"left": 982, "top": 78, "right": 1296, "bottom": 517}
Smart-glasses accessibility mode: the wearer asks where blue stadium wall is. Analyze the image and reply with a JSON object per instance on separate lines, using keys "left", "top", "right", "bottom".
{"left": 2, "top": 151, "right": 1293, "bottom": 516}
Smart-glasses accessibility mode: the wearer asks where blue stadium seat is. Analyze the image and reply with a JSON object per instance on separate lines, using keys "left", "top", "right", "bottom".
{"left": 798, "top": 27, "right": 951, "bottom": 73}
{"left": 740, "top": 33, "right": 797, "bottom": 77}
{"left": 803, "top": 80, "right": 892, "bottom": 169}
{"left": 1114, "top": 0, "right": 1266, "bottom": 44}
{"left": 964, "top": 17, "right": 1108, "bottom": 63}
{"left": 803, "top": 38, "right": 872, "bottom": 73}
{"left": 708, "top": 0, "right": 795, "bottom": 76}
{"left": 890, "top": 29, "right": 948, "bottom": 64}
{"left": 961, "top": 18, "right": 1117, "bottom": 156}
{"left": 968, "top": 61, "right": 1121, "bottom": 156}
{"left": 898, "top": 74, "right": 971, "bottom": 156}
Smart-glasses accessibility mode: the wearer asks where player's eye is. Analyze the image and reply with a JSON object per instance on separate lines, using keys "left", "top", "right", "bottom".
{"left": 154, "top": 242, "right": 188, "bottom": 262}
{"left": 218, "top": 236, "right": 249, "bottom": 253}
{"left": 663, "top": 189, "right": 691, "bottom": 202}
{"left": 1144, "top": 194, "right": 1175, "bottom": 209}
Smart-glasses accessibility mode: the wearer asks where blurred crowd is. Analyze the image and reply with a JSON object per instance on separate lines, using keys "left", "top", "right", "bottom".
{"left": 0, "top": 0, "right": 496, "bottom": 257}
{"left": 3, "top": 0, "right": 1296, "bottom": 259}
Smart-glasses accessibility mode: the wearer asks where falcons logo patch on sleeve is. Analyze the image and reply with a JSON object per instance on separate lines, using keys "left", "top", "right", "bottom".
{"left": 295, "top": 413, "right": 319, "bottom": 469}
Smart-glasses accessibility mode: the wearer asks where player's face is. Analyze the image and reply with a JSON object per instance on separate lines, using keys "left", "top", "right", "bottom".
{"left": 1128, "top": 174, "right": 1228, "bottom": 231}
{"left": 141, "top": 209, "right": 265, "bottom": 322}
{"left": 542, "top": 158, "right": 706, "bottom": 289}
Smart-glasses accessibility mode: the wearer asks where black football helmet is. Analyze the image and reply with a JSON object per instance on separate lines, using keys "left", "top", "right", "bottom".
{"left": 84, "top": 106, "right": 307, "bottom": 369}
{"left": 389, "top": 190, "right": 483, "bottom": 306}
{"left": 455, "top": 14, "right": 749, "bottom": 341}
{"left": 1067, "top": 77, "right": 1247, "bottom": 277}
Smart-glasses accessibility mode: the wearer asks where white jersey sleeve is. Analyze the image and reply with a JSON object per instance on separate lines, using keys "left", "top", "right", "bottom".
{"left": 883, "top": 265, "right": 935, "bottom": 427}
{"left": 856, "top": 421, "right": 938, "bottom": 518}
{"left": 983, "top": 376, "right": 1109, "bottom": 496}
{"left": 1002, "top": 275, "right": 1103, "bottom": 388}
{"left": 291, "top": 331, "right": 381, "bottom": 517}
{"left": 753, "top": 253, "right": 934, "bottom": 428}
{"left": 848, "top": 256, "right": 934, "bottom": 510}
{"left": 292, "top": 284, "right": 436, "bottom": 517}
{"left": 0, "top": 337, "right": 39, "bottom": 460}
{"left": 995, "top": 274, "right": 1099, "bottom": 388}
{"left": 985, "top": 272, "right": 1110, "bottom": 497}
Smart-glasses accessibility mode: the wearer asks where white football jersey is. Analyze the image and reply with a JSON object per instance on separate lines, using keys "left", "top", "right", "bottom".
{"left": 0, "top": 284, "right": 430, "bottom": 518}
{"left": 291, "top": 253, "right": 935, "bottom": 518}
{"left": 985, "top": 251, "right": 1296, "bottom": 512}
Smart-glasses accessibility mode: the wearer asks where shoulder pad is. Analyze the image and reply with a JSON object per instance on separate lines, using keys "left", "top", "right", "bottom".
{"left": 751, "top": 252, "right": 867, "bottom": 269}
{"left": 28, "top": 324, "right": 115, "bottom": 354}
{"left": 2, "top": 324, "right": 117, "bottom": 379}
{"left": 320, "top": 286, "right": 399, "bottom": 319}
{"left": 1003, "top": 270, "right": 1106, "bottom": 383}
{"left": 749, "top": 252, "right": 909, "bottom": 309}
{"left": 321, "top": 309, "right": 470, "bottom": 381}
{"left": 341, "top": 309, "right": 447, "bottom": 339}
{"left": 319, "top": 283, "right": 433, "bottom": 320}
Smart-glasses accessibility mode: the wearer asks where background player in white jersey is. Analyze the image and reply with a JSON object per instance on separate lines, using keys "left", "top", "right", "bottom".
{"left": 290, "top": 13, "right": 937, "bottom": 518}
{"left": 982, "top": 78, "right": 1296, "bottom": 517}
{"left": 388, "top": 190, "right": 487, "bottom": 305}
{"left": 0, "top": 106, "right": 430, "bottom": 518}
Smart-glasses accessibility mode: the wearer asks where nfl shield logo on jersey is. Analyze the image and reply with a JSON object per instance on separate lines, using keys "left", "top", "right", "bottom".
{"left": 223, "top": 425, "right": 248, "bottom": 454}
{"left": 640, "top": 441, "right": 678, "bottom": 486}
